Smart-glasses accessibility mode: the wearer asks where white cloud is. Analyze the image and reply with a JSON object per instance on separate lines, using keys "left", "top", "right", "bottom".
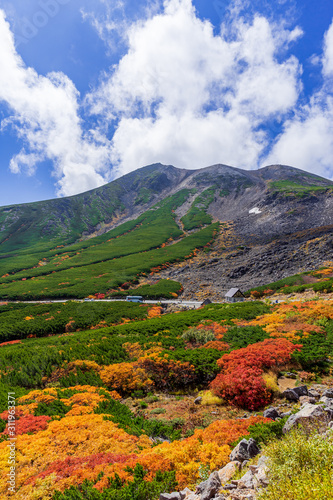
{"left": 323, "top": 18, "right": 333, "bottom": 76}
{"left": 0, "top": 9, "right": 111, "bottom": 196}
{"left": 87, "top": 0, "right": 302, "bottom": 177}
{"left": 265, "top": 19, "right": 333, "bottom": 179}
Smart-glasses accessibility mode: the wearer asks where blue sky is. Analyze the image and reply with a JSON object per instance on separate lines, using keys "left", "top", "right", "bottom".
{"left": 0, "top": 0, "right": 332, "bottom": 205}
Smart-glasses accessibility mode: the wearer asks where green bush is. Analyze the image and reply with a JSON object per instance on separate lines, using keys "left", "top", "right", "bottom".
{"left": 181, "top": 327, "right": 215, "bottom": 345}
{"left": 257, "top": 429, "right": 333, "bottom": 500}
{"left": 53, "top": 464, "right": 178, "bottom": 500}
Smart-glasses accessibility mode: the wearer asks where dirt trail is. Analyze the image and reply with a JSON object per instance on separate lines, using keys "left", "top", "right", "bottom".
{"left": 278, "top": 377, "right": 297, "bottom": 392}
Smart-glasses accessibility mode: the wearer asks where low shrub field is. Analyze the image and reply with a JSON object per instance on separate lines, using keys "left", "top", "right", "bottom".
{"left": 0, "top": 297, "right": 332, "bottom": 499}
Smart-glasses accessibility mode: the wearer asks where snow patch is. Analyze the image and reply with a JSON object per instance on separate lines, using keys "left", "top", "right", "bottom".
{"left": 249, "top": 207, "right": 262, "bottom": 214}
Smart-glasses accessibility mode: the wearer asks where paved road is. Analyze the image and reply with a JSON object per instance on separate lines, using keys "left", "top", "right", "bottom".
{"left": 5, "top": 298, "right": 205, "bottom": 308}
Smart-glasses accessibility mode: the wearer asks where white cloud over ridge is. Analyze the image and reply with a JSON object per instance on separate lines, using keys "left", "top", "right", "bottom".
{"left": 1, "top": 1, "right": 333, "bottom": 197}
{"left": 88, "top": 0, "right": 303, "bottom": 176}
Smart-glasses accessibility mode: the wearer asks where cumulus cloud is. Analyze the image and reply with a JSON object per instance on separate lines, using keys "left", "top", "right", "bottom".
{"left": 265, "top": 18, "right": 333, "bottom": 179}
{"left": 2, "top": 0, "right": 333, "bottom": 198}
{"left": 87, "top": 0, "right": 302, "bottom": 176}
{"left": 0, "top": 10, "right": 111, "bottom": 196}
{"left": 323, "top": 19, "right": 333, "bottom": 77}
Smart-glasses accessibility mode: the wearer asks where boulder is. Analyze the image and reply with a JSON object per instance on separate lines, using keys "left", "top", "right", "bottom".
{"left": 282, "top": 389, "right": 299, "bottom": 402}
{"left": 280, "top": 411, "right": 291, "bottom": 418}
{"left": 229, "top": 438, "right": 260, "bottom": 462}
{"left": 308, "top": 390, "right": 320, "bottom": 400}
{"left": 159, "top": 493, "right": 181, "bottom": 500}
{"left": 320, "top": 396, "right": 333, "bottom": 407}
{"left": 323, "top": 407, "right": 333, "bottom": 420}
{"left": 218, "top": 461, "right": 241, "bottom": 484}
{"left": 252, "top": 455, "right": 270, "bottom": 488}
{"left": 238, "top": 469, "right": 254, "bottom": 489}
{"left": 293, "top": 385, "right": 308, "bottom": 397}
{"left": 195, "top": 471, "right": 221, "bottom": 500}
{"left": 263, "top": 408, "right": 280, "bottom": 420}
{"left": 283, "top": 403, "right": 329, "bottom": 433}
{"left": 322, "top": 388, "right": 333, "bottom": 399}
{"left": 299, "top": 396, "right": 316, "bottom": 405}
{"left": 283, "top": 385, "right": 308, "bottom": 402}
{"left": 180, "top": 488, "right": 193, "bottom": 499}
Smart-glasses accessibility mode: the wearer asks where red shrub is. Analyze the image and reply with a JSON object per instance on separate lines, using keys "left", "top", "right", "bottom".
{"left": 2, "top": 415, "right": 51, "bottom": 435}
{"left": 210, "top": 339, "right": 301, "bottom": 410}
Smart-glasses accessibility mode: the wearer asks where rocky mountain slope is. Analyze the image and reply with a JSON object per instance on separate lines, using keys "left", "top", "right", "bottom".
{"left": 1, "top": 162, "right": 333, "bottom": 298}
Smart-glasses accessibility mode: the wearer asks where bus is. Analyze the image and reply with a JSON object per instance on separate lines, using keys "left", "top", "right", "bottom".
{"left": 126, "top": 296, "right": 143, "bottom": 303}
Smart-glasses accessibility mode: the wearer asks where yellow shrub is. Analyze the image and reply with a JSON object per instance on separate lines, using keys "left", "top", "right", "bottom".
{"left": 262, "top": 371, "right": 279, "bottom": 393}
{"left": 199, "top": 390, "right": 224, "bottom": 406}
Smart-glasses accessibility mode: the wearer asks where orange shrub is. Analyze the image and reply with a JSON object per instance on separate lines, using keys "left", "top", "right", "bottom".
{"left": 100, "top": 362, "right": 153, "bottom": 394}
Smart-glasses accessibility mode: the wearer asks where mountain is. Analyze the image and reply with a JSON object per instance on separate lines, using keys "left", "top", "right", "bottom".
{"left": 0, "top": 163, "right": 333, "bottom": 300}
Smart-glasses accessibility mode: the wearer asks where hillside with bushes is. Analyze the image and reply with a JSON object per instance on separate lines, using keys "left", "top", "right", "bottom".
{"left": 1, "top": 163, "right": 333, "bottom": 301}
{"left": 0, "top": 290, "right": 333, "bottom": 499}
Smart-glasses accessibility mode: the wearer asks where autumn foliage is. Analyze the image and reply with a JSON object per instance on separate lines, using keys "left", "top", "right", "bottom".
{"left": 210, "top": 338, "right": 302, "bottom": 410}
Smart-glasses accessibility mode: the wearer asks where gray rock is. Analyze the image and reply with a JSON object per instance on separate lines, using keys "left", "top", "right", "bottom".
{"left": 194, "top": 397, "right": 202, "bottom": 405}
{"left": 263, "top": 407, "right": 280, "bottom": 420}
{"left": 180, "top": 488, "right": 192, "bottom": 499}
{"left": 159, "top": 493, "right": 181, "bottom": 500}
{"left": 229, "top": 438, "right": 260, "bottom": 462}
{"left": 282, "top": 389, "right": 299, "bottom": 401}
{"left": 283, "top": 403, "right": 329, "bottom": 433}
{"left": 184, "top": 495, "right": 200, "bottom": 500}
{"left": 309, "top": 384, "right": 328, "bottom": 393}
{"left": 238, "top": 469, "right": 254, "bottom": 489}
{"left": 218, "top": 461, "right": 241, "bottom": 484}
{"left": 320, "top": 396, "right": 333, "bottom": 407}
{"left": 308, "top": 390, "right": 321, "bottom": 399}
{"left": 283, "top": 385, "right": 308, "bottom": 401}
{"left": 324, "top": 407, "right": 333, "bottom": 420}
{"left": 247, "top": 438, "right": 260, "bottom": 458}
{"left": 222, "top": 484, "right": 237, "bottom": 490}
{"left": 293, "top": 385, "right": 308, "bottom": 397}
{"left": 299, "top": 395, "right": 316, "bottom": 405}
{"left": 196, "top": 471, "right": 221, "bottom": 500}
{"left": 322, "top": 388, "right": 333, "bottom": 399}
{"left": 253, "top": 455, "right": 270, "bottom": 488}
{"left": 285, "top": 372, "right": 297, "bottom": 379}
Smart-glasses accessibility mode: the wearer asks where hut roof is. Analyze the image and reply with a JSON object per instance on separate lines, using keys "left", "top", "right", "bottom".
{"left": 225, "top": 287, "right": 244, "bottom": 298}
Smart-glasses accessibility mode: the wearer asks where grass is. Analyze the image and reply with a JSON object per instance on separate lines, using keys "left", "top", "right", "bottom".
{"left": 181, "top": 187, "right": 215, "bottom": 230}
{"left": 257, "top": 429, "right": 333, "bottom": 500}
{"left": 269, "top": 180, "right": 329, "bottom": 197}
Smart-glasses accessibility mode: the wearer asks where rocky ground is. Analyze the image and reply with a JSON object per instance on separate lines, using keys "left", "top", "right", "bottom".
{"left": 156, "top": 219, "right": 333, "bottom": 302}
{"left": 158, "top": 383, "right": 333, "bottom": 500}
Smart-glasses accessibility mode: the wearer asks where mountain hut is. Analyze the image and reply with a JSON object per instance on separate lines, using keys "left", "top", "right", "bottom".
{"left": 225, "top": 288, "right": 245, "bottom": 303}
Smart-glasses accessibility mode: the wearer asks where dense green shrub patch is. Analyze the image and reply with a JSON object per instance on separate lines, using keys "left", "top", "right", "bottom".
{"left": 0, "top": 302, "right": 270, "bottom": 389}
{"left": 0, "top": 301, "right": 149, "bottom": 342}
{"left": 223, "top": 326, "right": 269, "bottom": 349}
{"left": 181, "top": 187, "right": 215, "bottom": 230}
{"left": 0, "top": 223, "right": 218, "bottom": 300}
{"left": 53, "top": 466, "right": 178, "bottom": 500}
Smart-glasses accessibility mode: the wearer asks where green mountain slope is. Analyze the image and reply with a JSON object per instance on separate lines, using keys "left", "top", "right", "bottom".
{"left": 1, "top": 162, "right": 333, "bottom": 300}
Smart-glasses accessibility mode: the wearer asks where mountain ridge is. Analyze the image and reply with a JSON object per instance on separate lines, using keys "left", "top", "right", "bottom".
{"left": 1, "top": 162, "right": 333, "bottom": 300}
